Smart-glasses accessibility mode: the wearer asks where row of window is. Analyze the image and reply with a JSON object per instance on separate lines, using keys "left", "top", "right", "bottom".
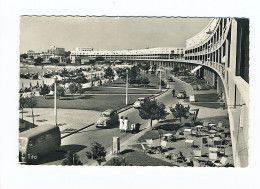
{"left": 185, "top": 18, "right": 230, "bottom": 55}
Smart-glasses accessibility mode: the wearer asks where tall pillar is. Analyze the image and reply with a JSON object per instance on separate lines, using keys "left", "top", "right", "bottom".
{"left": 217, "top": 75, "right": 221, "bottom": 94}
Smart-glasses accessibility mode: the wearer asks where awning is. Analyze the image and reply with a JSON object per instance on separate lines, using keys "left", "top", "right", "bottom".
{"left": 191, "top": 65, "right": 202, "bottom": 73}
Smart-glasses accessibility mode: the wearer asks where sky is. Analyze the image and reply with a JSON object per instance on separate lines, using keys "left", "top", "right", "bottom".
{"left": 20, "top": 16, "right": 211, "bottom": 53}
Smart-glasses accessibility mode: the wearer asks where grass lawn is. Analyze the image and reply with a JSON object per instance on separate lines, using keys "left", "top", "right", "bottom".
{"left": 104, "top": 149, "right": 174, "bottom": 166}
{"left": 190, "top": 102, "right": 223, "bottom": 109}
{"left": 102, "top": 73, "right": 161, "bottom": 89}
{"left": 84, "top": 86, "right": 158, "bottom": 94}
{"left": 35, "top": 94, "right": 152, "bottom": 112}
{"left": 34, "top": 74, "right": 161, "bottom": 111}
{"left": 194, "top": 93, "right": 219, "bottom": 102}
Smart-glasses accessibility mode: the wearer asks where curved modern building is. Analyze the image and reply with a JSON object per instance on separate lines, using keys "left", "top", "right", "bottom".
{"left": 70, "top": 18, "right": 249, "bottom": 167}
{"left": 184, "top": 18, "right": 249, "bottom": 167}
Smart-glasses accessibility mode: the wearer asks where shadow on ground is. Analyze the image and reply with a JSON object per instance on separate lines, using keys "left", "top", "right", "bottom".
{"left": 34, "top": 144, "right": 87, "bottom": 165}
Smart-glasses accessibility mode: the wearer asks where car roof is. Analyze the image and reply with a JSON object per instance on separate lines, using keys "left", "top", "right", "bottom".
{"left": 103, "top": 109, "right": 115, "bottom": 113}
{"left": 19, "top": 124, "right": 58, "bottom": 139}
{"left": 179, "top": 90, "right": 186, "bottom": 92}
{"left": 138, "top": 97, "right": 145, "bottom": 100}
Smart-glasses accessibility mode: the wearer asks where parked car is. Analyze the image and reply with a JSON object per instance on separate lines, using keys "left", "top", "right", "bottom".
{"left": 133, "top": 97, "right": 146, "bottom": 109}
{"left": 96, "top": 109, "right": 119, "bottom": 128}
{"left": 177, "top": 90, "right": 187, "bottom": 99}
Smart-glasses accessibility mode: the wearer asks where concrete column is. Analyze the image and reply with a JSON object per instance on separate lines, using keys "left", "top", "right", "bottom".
{"left": 217, "top": 75, "right": 221, "bottom": 94}
{"left": 229, "top": 20, "right": 238, "bottom": 107}
{"left": 225, "top": 38, "right": 230, "bottom": 84}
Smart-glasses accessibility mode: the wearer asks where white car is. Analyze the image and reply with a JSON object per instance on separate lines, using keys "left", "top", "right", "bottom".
{"left": 133, "top": 97, "right": 145, "bottom": 109}
{"left": 177, "top": 90, "right": 187, "bottom": 99}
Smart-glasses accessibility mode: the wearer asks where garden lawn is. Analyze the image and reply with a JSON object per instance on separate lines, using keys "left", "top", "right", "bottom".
{"left": 194, "top": 93, "right": 219, "bottom": 102}
{"left": 83, "top": 86, "right": 158, "bottom": 94}
{"left": 35, "top": 94, "right": 152, "bottom": 112}
{"left": 102, "top": 73, "right": 161, "bottom": 89}
{"left": 104, "top": 149, "right": 174, "bottom": 166}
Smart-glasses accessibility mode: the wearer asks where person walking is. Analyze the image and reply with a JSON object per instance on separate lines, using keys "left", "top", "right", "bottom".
{"left": 119, "top": 116, "right": 124, "bottom": 132}
{"left": 172, "top": 89, "right": 175, "bottom": 97}
{"left": 123, "top": 117, "right": 129, "bottom": 133}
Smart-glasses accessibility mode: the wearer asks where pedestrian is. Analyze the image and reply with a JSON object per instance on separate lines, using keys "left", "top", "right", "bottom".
{"left": 119, "top": 116, "right": 124, "bottom": 132}
{"left": 131, "top": 123, "right": 135, "bottom": 134}
{"left": 123, "top": 117, "right": 129, "bottom": 132}
{"left": 172, "top": 89, "right": 175, "bottom": 97}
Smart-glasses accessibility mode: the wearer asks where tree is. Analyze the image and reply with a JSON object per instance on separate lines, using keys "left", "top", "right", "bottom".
{"left": 77, "top": 84, "right": 84, "bottom": 95}
{"left": 75, "top": 75, "right": 87, "bottom": 84}
{"left": 49, "top": 58, "right": 59, "bottom": 64}
{"left": 19, "top": 97, "right": 28, "bottom": 122}
{"left": 20, "top": 53, "right": 28, "bottom": 61}
{"left": 56, "top": 85, "right": 65, "bottom": 97}
{"left": 129, "top": 65, "right": 140, "bottom": 79}
{"left": 140, "top": 77, "right": 150, "bottom": 87}
{"left": 34, "top": 57, "right": 43, "bottom": 65}
{"left": 104, "top": 66, "right": 115, "bottom": 79}
{"left": 39, "top": 84, "right": 50, "bottom": 96}
{"left": 116, "top": 68, "right": 127, "bottom": 81}
{"left": 139, "top": 99, "right": 169, "bottom": 129}
{"left": 26, "top": 97, "right": 37, "bottom": 126}
{"left": 69, "top": 83, "right": 78, "bottom": 99}
{"left": 62, "top": 151, "right": 83, "bottom": 166}
{"left": 141, "top": 62, "right": 150, "bottom": 74}
{"left": 170, "top": 102, "right": 190, "bottom": 123}
{"left": 65, "top": 51, "right": 71, "bottom": 58}
{"left": 152, "top": 64, "right": 158, "bottom": 72}
{"left": 86, "top": 141, "right": 107, "bottom": 165}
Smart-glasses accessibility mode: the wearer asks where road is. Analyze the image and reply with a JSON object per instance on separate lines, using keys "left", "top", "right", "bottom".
{"left": 40, "top": 71, "right": 192, "bottom": 165}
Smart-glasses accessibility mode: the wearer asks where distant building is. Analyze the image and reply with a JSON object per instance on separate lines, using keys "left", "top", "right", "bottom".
{"left": 26, "top": 50, "right": 41, "bottom": 59}
{"left": 47, "top": 45, "right": 65, "bottom": 57}
{"left": 70, "top": 47, "right": 185, "bottom": 63}
{"left": 76, "top": 47, "right": 93, "bottom": 52}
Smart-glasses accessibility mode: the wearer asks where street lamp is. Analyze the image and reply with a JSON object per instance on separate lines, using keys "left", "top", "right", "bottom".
{"left": 126, "top": 69, "right": 128, "bottom": 105}
{"left": 54, "top": 76, "right": 57, "bottom": 126}
{"left": 159, "top": 67, "right": 162, "bottom": 91}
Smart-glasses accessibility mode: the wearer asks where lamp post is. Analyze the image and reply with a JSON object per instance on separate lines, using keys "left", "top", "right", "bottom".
{"left": 126, "top": 69, "right": 128, "bottom": 105}
{"left": 54, "top": 77, "right": 57, "bottom": 126}
{"left": 159, "top": 67, "right": 162, "bottom": 91}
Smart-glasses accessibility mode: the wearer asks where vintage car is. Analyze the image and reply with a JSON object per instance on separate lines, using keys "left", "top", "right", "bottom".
{"left": 133, "top": 97, "right": 146, "bottom": 109}
{"left": 96, "top": 109, "right": 119, "bottom": 128}
{"left": 177, "top": 90, "right": 187, "bottom": 99}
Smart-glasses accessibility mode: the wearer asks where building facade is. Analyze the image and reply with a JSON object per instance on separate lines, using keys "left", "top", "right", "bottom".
{"left": 47, "top": 45, "right": 65, "bottom": 57}
{"left": 70, "top": 47, "right": 185, "bottom": 63}
{"left": 183, "top": 18, "right": 249, "bottom": 167}
{"left": 26, "top": 50, "right": 41, "bottom": 59}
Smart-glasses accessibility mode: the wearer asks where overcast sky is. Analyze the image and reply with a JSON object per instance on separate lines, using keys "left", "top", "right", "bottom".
{"left": 20, "top": 16, "right": 211, "bottom": 53}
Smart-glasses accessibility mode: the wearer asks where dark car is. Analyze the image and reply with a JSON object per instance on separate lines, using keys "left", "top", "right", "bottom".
{"left": 96, "top": 109, "right": 119, "bottom": 128}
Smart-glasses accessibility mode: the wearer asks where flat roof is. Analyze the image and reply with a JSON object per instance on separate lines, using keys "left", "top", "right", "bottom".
{"left": 19, "top": 124, "right": 58, "bottom": 139}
